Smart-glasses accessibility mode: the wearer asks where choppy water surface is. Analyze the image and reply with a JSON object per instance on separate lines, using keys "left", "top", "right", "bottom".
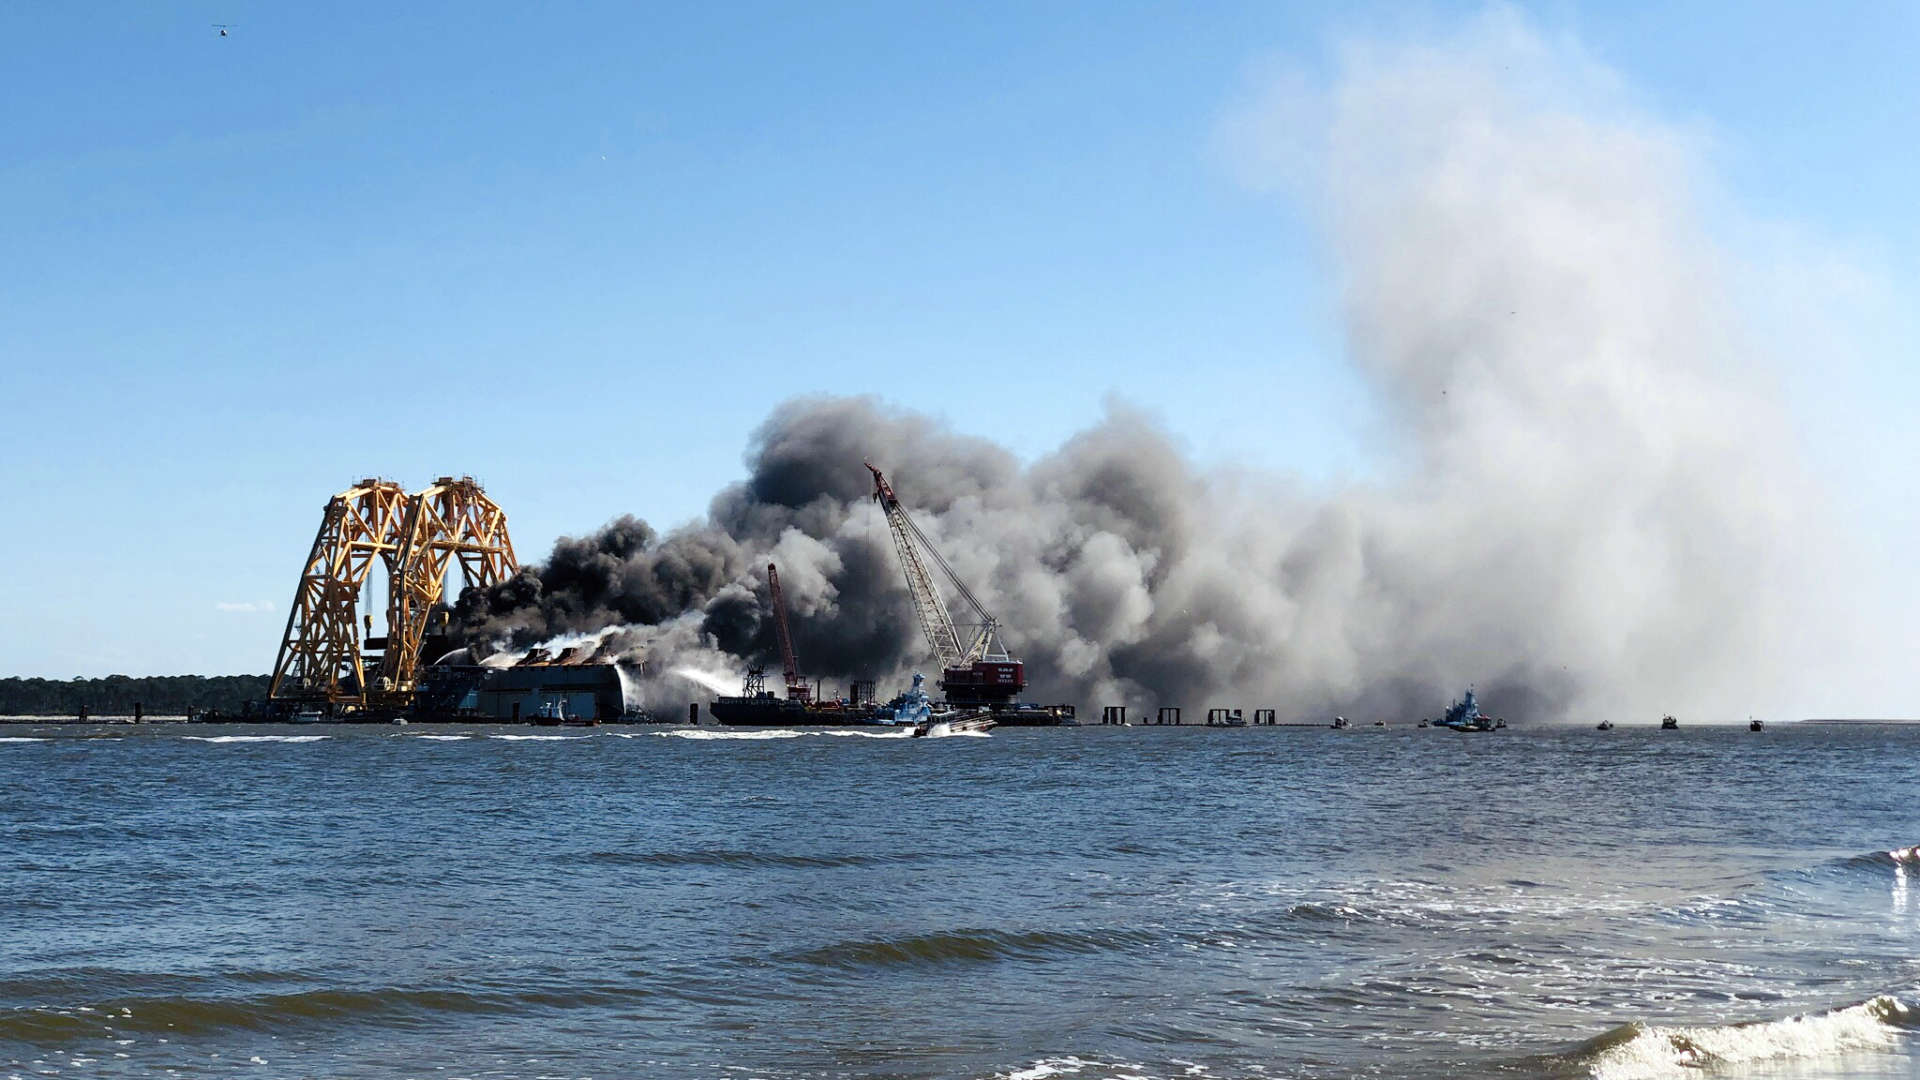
{"left": 3, "top": 723, "right": 1918, "bottom": 1080}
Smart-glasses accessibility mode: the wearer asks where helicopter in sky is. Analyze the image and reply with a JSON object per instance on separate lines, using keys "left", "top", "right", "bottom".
{"left": 212, "top": 23, "right": 235, "bottom": 37}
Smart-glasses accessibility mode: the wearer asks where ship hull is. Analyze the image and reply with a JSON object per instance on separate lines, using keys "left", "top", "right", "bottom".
{"left": 707, "top": 695, "right": 889, "bottom": 727}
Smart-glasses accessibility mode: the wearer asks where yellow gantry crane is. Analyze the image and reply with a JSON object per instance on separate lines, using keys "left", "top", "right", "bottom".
{"left": 268, "top": 477, "right": 517, "bottom": 709}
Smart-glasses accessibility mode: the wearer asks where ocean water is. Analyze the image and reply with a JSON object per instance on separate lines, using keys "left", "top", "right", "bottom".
{"left": 2, "top": 722, "right": 1918, "bottom": 1080}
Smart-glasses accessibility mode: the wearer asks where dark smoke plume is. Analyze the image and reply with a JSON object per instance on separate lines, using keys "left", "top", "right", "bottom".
{"left": 454, "top": 15, "right": 1849, "bottom": 724}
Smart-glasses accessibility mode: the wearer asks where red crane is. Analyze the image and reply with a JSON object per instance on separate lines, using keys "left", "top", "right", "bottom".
{"left": 865, "top": 462, "right": 1025, "bottom": 706}
{"left": 766, "top": 563, "right": 811, "bottom": 703}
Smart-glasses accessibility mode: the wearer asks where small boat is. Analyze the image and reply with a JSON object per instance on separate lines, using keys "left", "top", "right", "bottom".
{"left": 1660, "top": 715, "right": 1679, "bottom": 730}
{"left": 391, "top": 717, "right": 408, "bottom": 726}
{"left": 886, "top": 673, "right": 997, "bottom": 737}
{"left": 1331, "top": 715, "right": 1351, "bottom": 730}
{"left": 1749, "top": 718, "right": 1764, "bottom": 731}
{"left": 290, "top": 708, "right": 329, "bottom": 724}
{"left": 912, "top": 712, "right": 997, "bottom": 737}
{"left": 1596, "top": 719, "right": 1614, "bottom": 730}
{"left": 531, "top": 701, "right": 569, "bottom": 727}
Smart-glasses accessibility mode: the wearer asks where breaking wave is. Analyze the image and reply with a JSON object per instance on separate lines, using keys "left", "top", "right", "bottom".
{"left": 988, "top": 1058, "right": 1144, "bottom": 1080}
{"left": 0, "top": 736, "right": 48, "bottom": 743}
{"left": 1570, "top": 995, "right": 1918, "bottom": 1080}
{"left": 1856, "top": 845, "right": 1920, "bottom": 867}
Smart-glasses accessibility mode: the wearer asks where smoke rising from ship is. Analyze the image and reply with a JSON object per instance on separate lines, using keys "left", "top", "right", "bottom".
{"left": 455, "top": 14, "right": 1847, "bottom": 724}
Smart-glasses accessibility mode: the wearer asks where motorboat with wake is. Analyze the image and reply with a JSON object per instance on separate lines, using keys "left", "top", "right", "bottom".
{"left": 885, "top": 673, "right": 996, "bottom": 738}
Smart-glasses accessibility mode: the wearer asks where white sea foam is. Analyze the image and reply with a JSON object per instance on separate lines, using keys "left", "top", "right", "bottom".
{"left": 1583, "top": 996, "right": 1912, "bottom": 1080}
{"left": 410, "top": 735, "right": 472, "bottom": 741}
{"left": 657, "top": 729, "right": 806, "bottom": 740}
{"left": 0, "top": 737, "right": 48, "bottom": 743}
{"left": 656, "top": 727, "right": 982, "bottom": 740}
{"left": 920, "top": 723, "right": 992, "bottom": 739}
{"left": 992, "top": 1057, "right": 1145, "bottom": 1080}
{"left": 184, "top": 735, "right": 330, "bottom": 744}
{"left": 488, "top": 734, "right": 591, "bottom": 741}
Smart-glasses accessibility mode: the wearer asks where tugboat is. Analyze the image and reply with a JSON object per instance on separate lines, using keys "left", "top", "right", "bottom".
{"left": 1749, "top": 717, "right": 1764, "bottom": 732}
{"left": 1433, "top": 688, "right": 1505, "bottom": 732}
{"left": 1660, "top": 715, "right": 1679, "bottom": 730}
{"left": 886, "top": 673, "right": 996, "bottom": 738}
{"left": 532, "top": 700, "right": 568, "bottom": 727}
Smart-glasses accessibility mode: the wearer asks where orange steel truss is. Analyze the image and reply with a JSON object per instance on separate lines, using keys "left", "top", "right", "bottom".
{"left": 268, "top": 479, "right": 411, "bottom": 703}
{"left": 269, "top": 476, "right": 517, "bottom": 707}
{"left": 377, "top": 476, "right": 518, "bottom": 700}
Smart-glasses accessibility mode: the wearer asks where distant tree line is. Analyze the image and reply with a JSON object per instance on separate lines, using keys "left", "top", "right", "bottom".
{"left": 0, "top": 675, "right": 271, "bottom": 717}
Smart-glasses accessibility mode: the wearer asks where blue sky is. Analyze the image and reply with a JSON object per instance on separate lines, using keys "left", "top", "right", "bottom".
{"left": 3, "top": 2, "right": 1915, "bottom": 677}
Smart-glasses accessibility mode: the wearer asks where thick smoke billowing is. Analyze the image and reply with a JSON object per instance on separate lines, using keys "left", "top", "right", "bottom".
{"left": 454, "top": 15, "right": 1852, "bottom": 724}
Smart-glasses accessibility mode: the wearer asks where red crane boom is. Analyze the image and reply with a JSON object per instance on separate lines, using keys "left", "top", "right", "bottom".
{"left": 767, "top": 563, "right": 811, "bottom": 703}
{"left": 865, "top": 462, "right": 1026, "bottom": 706}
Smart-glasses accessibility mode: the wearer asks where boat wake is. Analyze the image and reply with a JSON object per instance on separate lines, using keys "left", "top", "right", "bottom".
{"left": 919, "top": 721, "right": 991, "bottom": 738}
{"left": 657, "top": 728, "right": 913, "bottom": 740}
{"left": 655, "top": 726, "right": 985, "bottom": 740}
{"left": 184, "top": 735, "right": 330, "bottom": 744}
{"left": 1571, "top": 995, "right": 1917, "bottom": 1080}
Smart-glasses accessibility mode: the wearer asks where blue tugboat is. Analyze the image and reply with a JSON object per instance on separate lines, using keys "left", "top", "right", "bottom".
{"left": 1433, "top": 687, "right": 1505, "bottom": 732}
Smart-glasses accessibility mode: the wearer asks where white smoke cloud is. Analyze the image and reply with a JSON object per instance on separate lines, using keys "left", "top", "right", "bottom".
{"left": 1200, "top": 8, "right": 1871, "bottom": 722}
{"left": 461, "top": 10, "right": 1902, "bottom": 724}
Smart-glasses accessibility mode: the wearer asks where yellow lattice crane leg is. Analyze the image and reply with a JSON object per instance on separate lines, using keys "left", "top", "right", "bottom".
{"left": 376, "top": 476, "right": 519, "bottom": 702}
{"left": 268, "top": 480, "right": 410, "bottom": 704}
{"left": 272, "top": 476, "right": 517, "bottom": 710}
